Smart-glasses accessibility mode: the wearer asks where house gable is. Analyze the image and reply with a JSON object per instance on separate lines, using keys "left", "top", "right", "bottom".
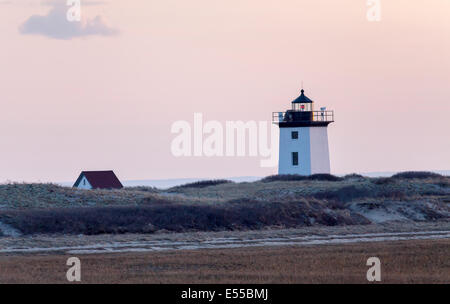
{"left": 74, "top": 175, "right": 92, "bottom": 190}
{"left": 73, "top": 171, "right": 123, "bottom": 190}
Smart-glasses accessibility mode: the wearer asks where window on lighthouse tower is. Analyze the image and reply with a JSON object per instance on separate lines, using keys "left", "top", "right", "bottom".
{"left": 292, "top": 152, "right": 299, "bottom": 166}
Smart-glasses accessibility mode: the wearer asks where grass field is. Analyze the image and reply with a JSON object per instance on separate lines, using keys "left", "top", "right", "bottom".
{"left": 0, "top": 239, "right": 448, "bottom": 284}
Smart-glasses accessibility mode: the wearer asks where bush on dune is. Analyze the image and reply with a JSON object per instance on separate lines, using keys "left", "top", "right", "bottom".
{"left": 342, "top": 174, "right": 366, "bottom": 180}
{"left": 261, "top": 175, "right": 308, "bottom": 182}
{"left": 170, "top": 179, "right": 233, "bottom": 190}
{"left": 261, "top": 174, "right": 342, "bottom": 183}
{"left": 371, "top": 177, "right": 396, "bottom": 185}
{"left": 309, "top": 174, "right": 343, "bottom": 182}
{"left": 0, "top": 199, "right": 370, "bottom": 235}
{"left": 391, "top": 171, "right": 443, "bottom": 179}
{"left": 124, "top": 186, "right": 159, "bottom": 193}
{"left": 369, "top": 171, "right": 446, "bottom": 185}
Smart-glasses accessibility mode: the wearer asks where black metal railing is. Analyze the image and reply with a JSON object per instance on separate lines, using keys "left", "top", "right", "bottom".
{"left": 272, "top": 111, "right": 334, "bottom": 123}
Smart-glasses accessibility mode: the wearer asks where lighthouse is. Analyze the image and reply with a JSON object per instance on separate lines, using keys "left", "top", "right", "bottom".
{"left": 273, "top": 89, "right": 334, "bottom": 175}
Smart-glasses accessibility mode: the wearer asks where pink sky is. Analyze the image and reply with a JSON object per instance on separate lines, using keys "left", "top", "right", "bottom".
{"left": 1, "top": 0, "right": 449, "bottom": 182}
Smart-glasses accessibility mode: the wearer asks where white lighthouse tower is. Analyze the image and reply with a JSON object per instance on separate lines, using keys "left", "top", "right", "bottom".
{"left": 273, "top": 89, "right": 334, "bottom": 175}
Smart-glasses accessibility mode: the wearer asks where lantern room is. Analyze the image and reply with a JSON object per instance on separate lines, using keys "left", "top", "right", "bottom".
{"left": 272, "top": 88, "right": 334, "bottom": 127}
{"left": 292, "top": 89, "right": 314, "bottom": 111}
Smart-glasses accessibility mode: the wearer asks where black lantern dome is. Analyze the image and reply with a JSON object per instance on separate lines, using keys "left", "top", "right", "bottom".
{"left": 291, "top": 89, "right": 313, "bottom": 112}
{"left": 292, "top": 89, "right": 314, "bottom": 104}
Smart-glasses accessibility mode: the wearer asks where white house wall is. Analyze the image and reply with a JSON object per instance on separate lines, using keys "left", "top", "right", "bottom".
{"left": 77, "top": 176, "right": 93, "bottom": 190}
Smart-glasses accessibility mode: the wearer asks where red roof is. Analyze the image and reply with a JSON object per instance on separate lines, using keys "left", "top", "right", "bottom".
{"left": 73, "top": 171, "right": 123, "bottom": 189}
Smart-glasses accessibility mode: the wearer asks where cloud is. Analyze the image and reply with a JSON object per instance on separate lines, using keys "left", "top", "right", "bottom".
{"left": 19, "top": 1, "right": 118, "bottom": 40}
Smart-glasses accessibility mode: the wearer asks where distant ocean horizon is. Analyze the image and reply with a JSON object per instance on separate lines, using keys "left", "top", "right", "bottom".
{"left": 58, "top": 170, "right": 450, "bottom": 189}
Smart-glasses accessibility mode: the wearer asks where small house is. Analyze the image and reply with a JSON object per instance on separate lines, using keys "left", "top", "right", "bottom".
{"left": 73, "top": 171, "right": 123, "bottom": 190}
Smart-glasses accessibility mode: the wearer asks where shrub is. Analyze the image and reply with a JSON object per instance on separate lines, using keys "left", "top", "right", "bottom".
{"left": 261, "top": 175, "right": 308, "bottom": 182}
{"left": 371, "top": 177, "right": 395, "bottom": 185}
{"left": 309, "top": 174, "right": 343, "bottom": 182}
{"left": 0, "top": 199, "right": 370, "bottom": 235}
{"left": 343, "top": 173, "right": 366, "bottom": 180}
{"left": 171, "top": 179, "right": 233, "bottom": 190}
{"left": 124, "top": 186, "right": 159, "bottom": 193}
{"left": 312, "top": 185, "right": 370, "bottom": 202}
{"left": 391, "top": 171, "right": 442, "bottom": 179}
{"left": 262, "top": 174, "right": 342, "bottom": 183}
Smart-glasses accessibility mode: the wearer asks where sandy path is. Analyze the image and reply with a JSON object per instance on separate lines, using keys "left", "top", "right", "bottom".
{"left": 0, "top": 229, "right": 449, "bottom": 255}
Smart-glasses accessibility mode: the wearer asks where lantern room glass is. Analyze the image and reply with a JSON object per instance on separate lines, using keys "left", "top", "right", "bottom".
{"left": 292, "top": 103, "right": 312, "bottom": 112}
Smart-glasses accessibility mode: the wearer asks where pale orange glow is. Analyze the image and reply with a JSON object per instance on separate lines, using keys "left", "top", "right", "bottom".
{"left": 0, "top": 0, "right": 449, "bottom": 182}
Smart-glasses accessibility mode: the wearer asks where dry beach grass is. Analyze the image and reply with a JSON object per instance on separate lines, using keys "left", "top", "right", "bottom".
{"left": 0, "top": 239, "right": 448, "bottom": 284}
